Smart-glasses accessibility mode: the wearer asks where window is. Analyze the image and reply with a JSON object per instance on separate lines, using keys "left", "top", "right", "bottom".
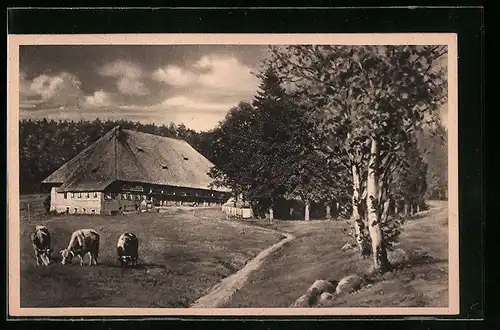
{"left": 78, "top": 192, "right": 82, "bottom": 198}
{"left": 71, "top": 192, "right": 75, "bottom": 198}
{"left": 74, "top": 208, "right": 78, "bottom": 213}
{"left": 93, "top": 192, "right": 98, "bottom": 198}
{"left": 137, "top": 146, "right": 144, "bottom": 152}
{"left": 83, "top": 208, "right": 86, "bottom": 213}
{"left": 121, "top": 194, "right": 127, "bottom": 200}
{"left": 161, "top": 164, "right": 168, "bottom": 169}
{"left": 86, "top": 192, "right": 90, "bottom": 198}
{"left": 182, "top": 156, "right": 189, "bottom": 160}
{"left": 64, "top": 193, "right": 68, "bottom": 199}
{"left": 91, "top": 209, "right": 95, "bottom": 214}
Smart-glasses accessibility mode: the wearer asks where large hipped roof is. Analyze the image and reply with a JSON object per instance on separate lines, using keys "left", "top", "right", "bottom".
{"left": 42, "top": 126, "right": 229, "bottom": 193}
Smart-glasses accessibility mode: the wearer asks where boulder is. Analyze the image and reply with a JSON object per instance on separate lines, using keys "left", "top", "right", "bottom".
{"left": 341, "top": 242, "right": 355, "bottom": 251}
{"left": 387, "top": 248, "right": 408, "bottom": 265}
{"left": 319, "top": 292, "right": 334, "bottom": 303}
{"left": 292, "top": 293, "right": 314, "bottom": 308}
{"left": 306, "top": 279, "right": 336, "bottom": 297}
{"left": 335, "top": 274, "right": 364, "bottom": 295}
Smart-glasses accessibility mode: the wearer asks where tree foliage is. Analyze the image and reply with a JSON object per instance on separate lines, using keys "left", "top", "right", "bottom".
{"left": 265, "top": 45, "right": 447, "bottom": 271}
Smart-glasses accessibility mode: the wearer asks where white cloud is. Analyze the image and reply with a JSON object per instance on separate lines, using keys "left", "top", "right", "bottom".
{"left": 30, "top": 72, "right": 82, "bottom": 101}
{"left": 153, "top": 55, "right": 259, "bottom": 93}
{"left": 84, "top": 90, "right": 112, "bottom": 107}
{"left": 20, "top": 72, "right": 84, "bottom": 109}
{"left": 194, "top": 55, "right": 259, "bottom": 92}
{"left": 117, "top": 77, "right": 149, "bottom": 96}
{"left": 156, "top": 95, "right": 237, "bottom": 111}
{"left": 99, "top": 60, "right": 149, "bottom": 96}
{"left": 152, "top": 65, "right": 196, "bottom": 86}
{"left": 119, "top": 95, "right": 237, "bottom": 113}
{"left": 98, "top": 60, "right": 143, "bottom": 78}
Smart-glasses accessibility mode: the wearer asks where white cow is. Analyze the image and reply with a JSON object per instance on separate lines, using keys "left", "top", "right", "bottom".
{"left": 60, "top": 229, "right": 100, "bottom": 266}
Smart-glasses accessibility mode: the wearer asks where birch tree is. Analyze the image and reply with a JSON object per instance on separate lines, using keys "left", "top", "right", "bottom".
{"left": 266, "top": 45, "right": 447, "bottom": 272}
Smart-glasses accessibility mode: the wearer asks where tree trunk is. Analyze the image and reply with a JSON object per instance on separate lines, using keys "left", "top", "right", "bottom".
{"left": 269, "top": 207, "right": 274, "bottom": 223}
{"left": 366, "top": 137, "right": 391, "bottom": 273}
{"left": 325, "top": 203, "right": 331, "bottom": 220}
{"left": 304, "top": 200, "right": 310, "bottom": 221}
{"left": 404, "top": 203, "right": 409, "bottom": 217}
{"left": 381, "top": 198, "right": 391, "bottom": 223}
{"left": 351, "top": 164, "right": 369, "bottom": 255}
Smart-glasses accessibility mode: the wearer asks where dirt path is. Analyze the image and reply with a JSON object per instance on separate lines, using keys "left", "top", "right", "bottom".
{"left": 190, "top": 225, "right": 295, "bottom": 308}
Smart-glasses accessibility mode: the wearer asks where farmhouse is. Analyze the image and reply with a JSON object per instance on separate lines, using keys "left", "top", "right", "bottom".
{"left": 42, "top": 126, "right": 230, "bottom": 215}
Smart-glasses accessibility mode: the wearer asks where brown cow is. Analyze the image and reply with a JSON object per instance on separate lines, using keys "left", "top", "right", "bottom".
{"left": 30, "top": 225, "right": 52, "bottom": 266}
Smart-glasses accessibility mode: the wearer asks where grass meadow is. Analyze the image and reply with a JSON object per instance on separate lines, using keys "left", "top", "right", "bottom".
{"left": 19, "top": 206, "right": 283, "bottom": 308}
{"left": 227, "top": 201, "right": 449, "bottom": 308}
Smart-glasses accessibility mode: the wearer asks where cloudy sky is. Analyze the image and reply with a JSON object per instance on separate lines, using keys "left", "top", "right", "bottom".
{"left": 19, "top": 45, "right": 448, "bottom": 132}
{"left": 19, "top": 45, "right": 270, "bottom": 132}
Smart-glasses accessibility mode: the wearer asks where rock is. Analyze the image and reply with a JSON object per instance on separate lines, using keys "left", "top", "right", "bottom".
{"left": 341, "top": 242, "right": 354, "bottom": 251}
{"left": 319, "top": 292, "right": 334, "bottom": 303}
{"left": 387, "top": 248, "right": 408, "bottom": 265}
{"left": 306, "top": 279, "right": 336, "bottom": 297}
{"left": 292, "top": 293, "right": 314, "bottom": 308}
{"left": 335, "top": 274, "right": 364, "bottom": 295}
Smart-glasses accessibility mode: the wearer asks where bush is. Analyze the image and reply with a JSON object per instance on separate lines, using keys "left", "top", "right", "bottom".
{"left": 43, "top": 195, "right": 51, "bottom": 214}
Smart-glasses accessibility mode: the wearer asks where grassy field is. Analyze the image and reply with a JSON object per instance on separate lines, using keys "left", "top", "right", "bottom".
{"left": 20, "top": 208, "right": 283, "bottom": 308}
{"left": 227, "top": 200, "right": 449, "bottom": 308}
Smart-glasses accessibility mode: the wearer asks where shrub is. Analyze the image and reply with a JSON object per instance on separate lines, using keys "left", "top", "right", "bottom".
{"left": 43, "top": 195, "right": 51, "bottom": 214}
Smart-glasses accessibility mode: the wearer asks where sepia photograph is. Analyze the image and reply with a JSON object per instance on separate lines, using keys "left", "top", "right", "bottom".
{"left": 7, "top": 33, "right": 458, "bottom": 317}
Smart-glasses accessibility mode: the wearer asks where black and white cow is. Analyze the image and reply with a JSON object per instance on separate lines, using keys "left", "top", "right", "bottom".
{"left": 116, "top": 232, "right": 139, "bottom": 267}
{"left": 60, "top": 229, "right": 100, "bottom": 266}
{"left": 30, "top": 225, "right": 52, "bottom": 266}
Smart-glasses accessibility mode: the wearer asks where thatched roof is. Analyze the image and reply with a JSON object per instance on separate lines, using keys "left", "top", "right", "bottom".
{"left": 42, "top": 126, "right": 229, "bottom": 193}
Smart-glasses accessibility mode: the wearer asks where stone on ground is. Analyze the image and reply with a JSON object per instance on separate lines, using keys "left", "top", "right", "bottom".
{"left": 335, "top": 274, "right": 364, "bottom": 294}
{"left": 319, "top": 292, "right": 334, "bottom": 303}
{"left": 292, "top": 293, "right": 314, "bottom": 308}
{"left": 387, "top": 248, "right": 408, "bottom": 265}
{"left": 341, "top": 242, "right": 358, "bottom": 251}
{"left": 306, "top": 279, "right": 336, "bottom": 297}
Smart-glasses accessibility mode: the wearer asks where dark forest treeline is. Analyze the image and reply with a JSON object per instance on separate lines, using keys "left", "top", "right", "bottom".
{"left": 19, "top": 117, "right": 446, "bottom": 199}
{"left": 19, "top": 118, "right": 216, "bottom": 194}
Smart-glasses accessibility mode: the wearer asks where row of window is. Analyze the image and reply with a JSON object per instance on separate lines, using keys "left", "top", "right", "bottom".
{"left": 64, "top": 191, "right": 220, "bottom": 200}
{"left": 63, "top": 192, "right": 98, "bottom": 199}
{"left": 64, "top": 207, "right": 96, "bottom": 214}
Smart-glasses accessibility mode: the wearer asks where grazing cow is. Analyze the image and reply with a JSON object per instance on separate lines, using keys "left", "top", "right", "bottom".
{"left": 116, "top": 232, "right": 139, "bottom": 267}
{"left": 60, "top": 229, "right": 100, "bottom": 266}
{"left": 30, "top": 225, "right": 52, "bottom": 266}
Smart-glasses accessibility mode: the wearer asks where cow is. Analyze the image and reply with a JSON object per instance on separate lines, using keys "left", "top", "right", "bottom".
{"left": 116, "top": 232, "right": 139, "bottom": 267}
{"left": 30, "top": 225, "right": 52, "bottom": 266}
{"left": 60, "top": 229, "right": 100, "bottom": 266}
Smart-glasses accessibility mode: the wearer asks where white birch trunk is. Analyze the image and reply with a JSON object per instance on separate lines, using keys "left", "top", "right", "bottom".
{"left": 352, "top": 164, "right": 369, "bottom": 254}
{"left": 381, "top": 198, "right": 391, "bottom": 223}
{"left": 325, "top": 204, "right": 331, "bottom": 220}
{"left": 366, "top": 137, "right": 391, "bottom": 273}
{"left": 269, "top": 207, "right": 274, "bottom": 223}
{"left": 304, "top": 201, "right": 310, "bottom": 221}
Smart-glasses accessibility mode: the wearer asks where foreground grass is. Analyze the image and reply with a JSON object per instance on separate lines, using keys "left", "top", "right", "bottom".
{"left": 228, "top": 201, "right": 449, "bottom": 308}
{"left": 20, "top": 208, "right": 283, "bottom": 308}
